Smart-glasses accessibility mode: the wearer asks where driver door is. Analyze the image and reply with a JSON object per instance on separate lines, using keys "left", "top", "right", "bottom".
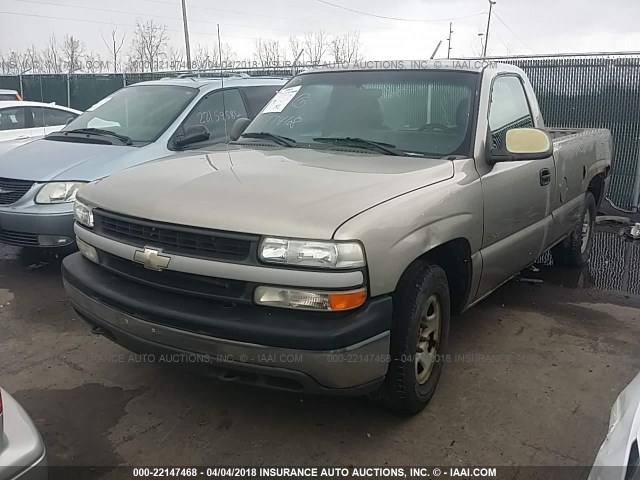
{"left": 476, "top": 75, "right": 555, "bottom": 299}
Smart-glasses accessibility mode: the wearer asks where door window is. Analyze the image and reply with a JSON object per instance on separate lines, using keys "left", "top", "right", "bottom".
{"left": 241, "top": 85, "right": 282, "bottom": 117}
{"left": 180, "top": 89, "right": 247, "bottom": 146}
{"left": 32, "top": 107, "right": 78, "bottom": 127}
{"left": 0, "top": 107, "right": 29, "bottom": 131}
{"left": 488, "top": 76, "right": 534, "bottom": 149}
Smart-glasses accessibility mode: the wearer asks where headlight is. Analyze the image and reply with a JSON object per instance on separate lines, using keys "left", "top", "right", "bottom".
{"left": 35, "top": 182, "right": 86, "bottom": 204}
{"left": 74, "top": 199, "right": 94, "bottom": 228}
{"left": 259, "top": 237, "right": 365, "bottom": 269}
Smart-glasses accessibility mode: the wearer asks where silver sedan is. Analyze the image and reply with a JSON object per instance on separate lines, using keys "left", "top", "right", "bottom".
{"left": 590, "top": 372, "right": 640, "bottom": 480}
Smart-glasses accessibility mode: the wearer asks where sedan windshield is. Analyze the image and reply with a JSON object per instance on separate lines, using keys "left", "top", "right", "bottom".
{"left": 64, "top": 85, "right": 197, "bottom": 144}
{"left": 244, "top": 70, "right": 478, "bottom": 157}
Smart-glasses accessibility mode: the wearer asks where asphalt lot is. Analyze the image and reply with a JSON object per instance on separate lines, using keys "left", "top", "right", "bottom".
{"left": 1, "top": 229, "right": 639, "bottom": 478}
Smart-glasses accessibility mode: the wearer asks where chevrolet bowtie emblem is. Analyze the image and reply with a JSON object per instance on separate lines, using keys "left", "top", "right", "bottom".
{"left": 133, "top": 247, "right": 171, "bottom": 271}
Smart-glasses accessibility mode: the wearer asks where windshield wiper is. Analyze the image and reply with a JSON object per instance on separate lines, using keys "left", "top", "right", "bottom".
{"left": 240, "top": 132, "right": 296, "bottom": 147}
{"left": 312, "top": 137, "right": 405, "bottom": 156}
{"left": 63, "top": 128, "right": 133, "bottom": 145}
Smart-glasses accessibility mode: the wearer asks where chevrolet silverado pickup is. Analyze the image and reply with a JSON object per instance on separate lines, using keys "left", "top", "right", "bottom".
{"left": 61, "top": 62, "right": 612, "bottom": 414}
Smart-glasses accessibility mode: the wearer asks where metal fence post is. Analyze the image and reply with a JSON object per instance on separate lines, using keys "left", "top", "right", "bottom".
{"left": 122, "top": 72, "right": 126, "bottom": 87}
{"left": 66, "top": 74, "right": 71, "bottom": 107}
{"left": 18, "top": 74, "right": 23, "bottom": 99}
{"left": 632, "top": 137, "right": 640, "bottom": 212}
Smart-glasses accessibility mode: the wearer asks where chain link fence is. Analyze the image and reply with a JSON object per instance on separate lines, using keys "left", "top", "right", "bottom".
{"left": 1, "top": 57, "right": 639, "bottom": 210}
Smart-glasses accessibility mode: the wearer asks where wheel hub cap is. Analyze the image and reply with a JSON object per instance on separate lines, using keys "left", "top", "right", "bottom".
{"left": 415, "top": 294, "right": 442, "bottom": 385}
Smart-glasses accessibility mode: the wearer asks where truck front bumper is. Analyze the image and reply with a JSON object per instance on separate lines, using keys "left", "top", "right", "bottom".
{"left": 61, "top": 253, "right": 392, "bottom": 395}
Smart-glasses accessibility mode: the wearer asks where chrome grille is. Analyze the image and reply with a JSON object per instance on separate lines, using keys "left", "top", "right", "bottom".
{"left": 93, "top": 210, "right": 256, "bottom": 262}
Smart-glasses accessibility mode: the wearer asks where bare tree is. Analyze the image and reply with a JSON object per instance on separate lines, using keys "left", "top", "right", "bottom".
{"left": 302, "top": 30, "right": 329, "bottom": 65}
{"left": 62, "top": 35, "right": 85, "bottom": 73}
{"left": 24, "top": 45, "right": 41, "bottom": 73}
{"left": 192, "top": 44, "right": 211, "bottom": 70}
{"left": 253, "top": 39, "right": 283, "bottom": 67}
{"left": 0, "top": 53, "right": 8, "bottom": 74}
{"left": 84, "top": 52, "right": 104, "bottom": 73}
{"left": 214, "top": 41, "right": 236, "bottom": 67}
{"left": 42, "top": 35, "right": 63, "bottom": 73}
{"left": 131, "top": 20, "right": 169, "bottom": 72}
{"left": 288, "top": 35, "right": 303, "bottom": 65}
{"left": 3, "top": 51, "right": 31, "bottom": 74}
{"left": 101, "top": 27, "right": 125, "bottom": 73}
{"left": 330, "top": 31, "right": 362, "bottom": 64}
{"left": 168, "top": 47, "right": 185, "bottom": 71}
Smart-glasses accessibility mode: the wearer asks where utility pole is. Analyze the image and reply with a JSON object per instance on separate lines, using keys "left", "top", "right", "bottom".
{"left": 483, "top": 0, "right": 496, "bottom": 58}
{"left": 181, "top": 0, "right": 192, "bottom": 70}
{"left": 447, "top": 22, "right": 453, "bottom": 59}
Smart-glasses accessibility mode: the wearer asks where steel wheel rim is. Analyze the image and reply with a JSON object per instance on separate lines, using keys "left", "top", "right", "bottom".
{"left": 415, "top": 294, "right": 442, "bottom": 385}
{"left": 581, "top": 209, "right": 591, "bottom": 254}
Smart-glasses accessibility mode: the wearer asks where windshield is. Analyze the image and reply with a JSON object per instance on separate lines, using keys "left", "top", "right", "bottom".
{"left": 64, "top": 85, "right": 198, "bottom": 143}
{"left": 244, "top": 70, "right": 478, "bottom": 157}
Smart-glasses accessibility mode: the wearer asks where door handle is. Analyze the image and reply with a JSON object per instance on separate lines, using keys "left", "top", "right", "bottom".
{"left": 15, "top": 136, "right": 29, "bottom": 140}
{"left": 539, "top": 168, "right": 551, "bottom": 186}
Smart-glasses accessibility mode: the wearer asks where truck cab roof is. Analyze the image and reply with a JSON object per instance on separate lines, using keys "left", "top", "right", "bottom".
{"left": 303, "top": 60, "right": 523, "bottom": 75}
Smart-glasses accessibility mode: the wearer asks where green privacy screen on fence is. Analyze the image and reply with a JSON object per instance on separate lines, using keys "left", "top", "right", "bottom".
{"left": 1, "top": 57, "right": 639, "bottom": 209}
{"left": 509, "top": 56, "right": 640, "bottom": 211}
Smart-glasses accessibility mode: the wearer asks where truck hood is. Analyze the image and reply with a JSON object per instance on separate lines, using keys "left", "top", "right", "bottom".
{"left": 80, "top": 147, "right": 455, "bottom": 239}
{"left": 0, "top": 138, "right": 138, "bottom": 182}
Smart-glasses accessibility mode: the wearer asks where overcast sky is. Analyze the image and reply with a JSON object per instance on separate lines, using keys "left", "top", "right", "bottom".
{"left": 1, "top": 0, "right": 639, "bottom": 62}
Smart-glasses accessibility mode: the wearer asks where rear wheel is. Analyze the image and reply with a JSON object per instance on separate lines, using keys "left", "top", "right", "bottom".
{"left": 551, "top": 193, "right": 596, "bottom": 267}
{"left": 372, "top": 262, "right": 450, "bottom": 414}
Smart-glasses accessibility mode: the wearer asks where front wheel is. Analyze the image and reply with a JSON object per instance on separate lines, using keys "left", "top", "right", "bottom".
{"left": 372, "top": 262, "right": 450, "bottom": 414}
{"left": 551, "top": 192, "right": 596, "bottom": 267}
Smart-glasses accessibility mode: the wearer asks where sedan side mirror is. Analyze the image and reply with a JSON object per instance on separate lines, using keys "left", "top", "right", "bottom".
{"left": 175, "top": 124, "right": 210, "bottom": 148}
{"left": 230, "top": 117, "right": 252, "bottom": 141}
{"left": 487, "top": 128, "right": 553, "bottom": 165}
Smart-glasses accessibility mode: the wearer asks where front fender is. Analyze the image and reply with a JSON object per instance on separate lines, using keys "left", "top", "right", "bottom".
{"left": 334, "top": 159, "right": 483, "bottom": 297}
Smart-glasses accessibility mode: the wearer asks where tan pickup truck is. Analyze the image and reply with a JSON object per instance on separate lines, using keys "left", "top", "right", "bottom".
{"left": 62, "top": 62, "right": 612, "bottom": 414}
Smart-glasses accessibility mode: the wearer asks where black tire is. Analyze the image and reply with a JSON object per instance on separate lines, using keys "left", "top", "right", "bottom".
{"left": 551, "top": 193, "right": 596, "bottom": 267}
{"left": 371, "top": 262, "right": 450, "bottom": 415}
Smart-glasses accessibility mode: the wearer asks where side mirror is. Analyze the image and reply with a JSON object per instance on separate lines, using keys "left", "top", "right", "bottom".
{"left": 230, "top": 117, "right": 251, "bottom": 141}
{"left": 66, "top": 117, "right": 75, "bottom": 126}
{"left": 175, "top": 124, "right": 210, "bottom": 148}
{"left": 487, "top": 128, "right": 553, "bottom": 165}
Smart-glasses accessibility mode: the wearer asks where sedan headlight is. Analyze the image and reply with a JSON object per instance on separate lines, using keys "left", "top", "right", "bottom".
{"left": 35, "top": 182, "right": 86, "bottom": 204}
{"left": 259, "top": 237, "right": 365, "bottom": 269}
{"left": 74, "top": 199, "right": 94, "bottom": 228}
